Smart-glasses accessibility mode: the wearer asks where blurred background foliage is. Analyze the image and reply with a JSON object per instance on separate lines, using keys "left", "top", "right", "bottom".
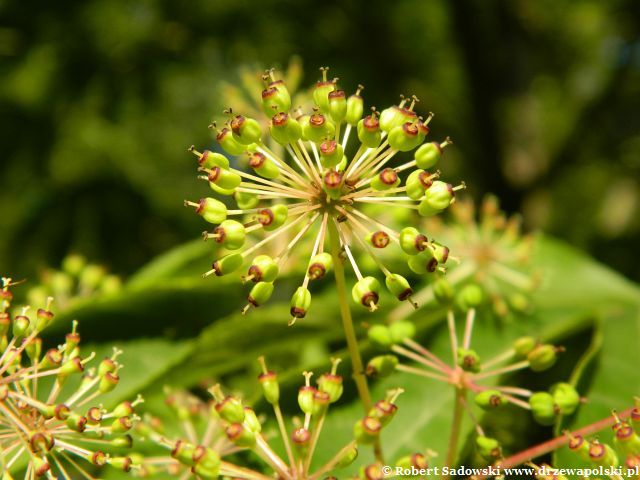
{"left": 1, "top": 0, "right": 639, "bottom": 281}
{"left": 1, "top": 0, "right": 639, "bottom": 475}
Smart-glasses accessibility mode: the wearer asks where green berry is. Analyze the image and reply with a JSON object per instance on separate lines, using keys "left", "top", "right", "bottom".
{"left": 456, "top": 283, "right": 485, "bottom": 310}
{"left": 328, "top": 89, "right": 347, "bottom": 123}
{"left": 247, "top": 282, "right": 274, "bottom": 307}
{"left": 357, "top": 114, "right": 382, "bottom": 148}
{"left": 529, "top": 392, "right": 557, "bottom": 426}
{"left": 258, "top": 371, "right": 280, "bottom": 405}
{"left": 261, "top": 85, "right": 291, "bottom": 117}
{"left": 385, "top": 274, "right": 413, "bottom": 302}
{"left": 249, "top": 152, "right": 280, "bottom": 179}
{"left": 207, "top": 166, "right": 241, "bottom": 191}
{"left": 389, "top": 320, "right": 416, "bottom": 343}
{"left": 290, "top": 286, "right": 311, "bottom": 320}
{"left": 225, "top": 423, "right": 256, "bottom": 448}
{"left": 319, "top": 139, "right": 344, "bottom": 168}
{"left": 317, "top": 372, "right": 343, "bottom": 403}
{"left": 457, "top": 348, "right": 481, "bottom": 373}
{"left": 513, "top": 336, "right": 537, "bottom": 358}
{"left": 189, "top": 197, "right": 227, "bottom": 224}
{"left": 368, "top": 325, "right": 393, "bottom": 349}
{"left": 308, "top": 252, "right": 333, "bottom": 280}
{"left": 388, "top": 122, "right": 422, "bottom": 152}
{"left": 323, "top": 170, "right": 344, "bottom": 200}
{"left": 399, "top": 227, "right": 429, "bottom": 255}
{"left": 346, "top": 87, "right": 364, "bottom": 126}
{"left": 527, "top": 344, "right": 557, "bottom": 372}
{"left": 474, "top": 390, "right": 505, "bottom": 410}
{"left": 550, "top": 383, "right": 580, "bottom": 415}
{"left": 366, "top": 355, "right": 399, "bottom": 378}
{"left": 476, "top": 436, "right": 501, "bottom": 461}
{"left": 336, "top": 445, "right": 359, "bottom": 468}
{"left": 379, "top": 105, "right": 412, "bottom": 133}
{"left": 367, "top": 230, "right": 391, "bottom": 249}
{"left": 352, "top": 276, "right": 381, "bottom": 310}
{"left": 210, "top": 253, "right": 244, "bottom": 276}
{"left": 418, "top": 181, "right": 455, "bottom": 217}
{"left": 407, "top": 250, "right": 439, "bottom": 274}
{"left": 313, "top": 74, "right": 334, "bottom": 113}
{"left": 371, "top": 168, "right": 401, "bottom": 191}
{"left": 215, "top": 396, "right": 245, "bottom": 424}
{"left": 247, "top": 255, "right": 279, "bottom": 282}
{"left": 353, "top": 416, "right": 382, "bottom": 444}
{"left": 415, "top": 142, "right": 443, "bottom": 169}
{"left": 216, "top": 127, "right": 246, "bottom": 156}
{"left": 211, "top": 220, "right": 246, "bottom": 250}
{"left": 230, "top": 115, "right": 262, "bottom": 145}
{"left": 197, "top": 150, "right": 230, "bottom": 170}
{"left": 257, "top": 204, "right": 288, "bottom": 231}
{"left": 298, "top": 386, "right": 316, "bottom": 415}
{"left": 303, "top": 112, "right": 335, "bottom": 143}
{"left": 368, "top": 400, "right": 397, "bottom": 427}
{"left": 406, "top": 169, "right": 435, "bottom": 200}
{"left": 234, "top": 190, "right": 259, "bottom": 210}
{"left": 270, "top": 112, "right": 302, "bottom": 145}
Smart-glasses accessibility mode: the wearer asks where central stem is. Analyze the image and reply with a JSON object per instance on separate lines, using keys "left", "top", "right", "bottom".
{"left": 327, "top": 218, "right": 383, "bottom": 462}
{"left": 443, "top": 387, "right": 466, "bottom": 480}
{"left": 327, "top": 218, "right": 372, "bottom": 411}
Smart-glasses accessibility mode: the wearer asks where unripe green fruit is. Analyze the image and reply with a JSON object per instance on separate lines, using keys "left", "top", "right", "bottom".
{"left": 303, "top": 113, "right": 335, "bottom": 143}
{"left": 415, "top": 142, "right": 443, "bottom": 169}
{"left": 433, "top": 278, "right": 454, "bottom": 304}
{"left": 513, "top": 336, "right": 537, "bottom": 358}
{"left": 371, "top": 168, "right": 401, "bottom": 191}
{"left": 211, "top": 253, "right": 243, "bottom": 276}
{"left": 249, "top": 152, "right": 280, "bottom": 179}
{"left": 476, "top": 436, "right": 501, "bottom": 461}
{"left": 290, "top": 286, "right": 311, "bottom": 319}
{"left": 259, "top": 371, "right": 280, "bottom": 404}
{"left": 226, "top": 423, "right": 256, "bottom": 448}
{"left": 368, "top": 325, "right": 393, "bottom": 349}
{"left": 318, "top": 373, "right": 343, "bottom": 403}
{"left": 354, "top": 416, "right": 382, "bottom": 444}
{"left": 313, "top": 80, "right": 334, "bottom": 113}
{"left": 247, "top": 255, "right": 279, "bottom": 283}
{"left": 192, "top": 446, "right": 221, "bottom": 478}
{"left": 407, "top": 250, "right": 439, "bottom": 274}
{"left": 456, "top": 283, "right": 485, "bottom": 310}
{"left": 212, "top": 220, "right": 246, "bottom": 250}
{"left": 207, "top": 167, "right": 241, "bottom": 191}
{"left": 247, "top": 282, "right": 274, "bottom": 307}
{"left": 328, "top": 89, "right": 347, "bottom": 123}
{"left": 319, "top": 139, "right": 344, "bottom": 168}
{"left": 368, "top": 400, "right": 397, "bottom": 427}
{"left": 527, "top": 344, "right": 557, "bottom": 372}
{"left": 588, "top": 441, "right": 619, "bottom": 466}
{"left": 261, "top": 85, "right": 291, "bottom": 117}
{"left": 346, "top": 92, "right": 364, "bottom": 126}
{"left": 208, "top": 181, "right": 235, "bottom": 196}
{"left": 267, "top": 79, "right": 291, "bottom": 111}
{"left": 418, "top": 181, "right": 455, "bottom": 217}
{"left": 308, "top": 252, "right": 333, "bottom": 280}
{"left": 406, "top": 169, "right": 435, "bottom": 200}
{"left": 194, "top": 198, "right": 227, "bottom": 224}
{"left": 230, "top": 115, "right": 262, "bottom": 145}
{"left": 550, "top": 383, "right": 580, "bottom": 415}
{"left": 399, "top": 227, "right": 429, "bottom": 255}
{"left": 457, "top": 348, "right": 481, "bottom": 373}
{"left": 389, "top": 320, "right": 416, "bottom": 343}
{"left": 430, "top": 242, "right": 450, "bottom": 264}
{"left": 357, "top": 115, "right": 382, "bottom": 148}
{"left": 474, "top": 390, "right": 505, "bottom": 410}
{"left": 352, "top": 276, "right": 381, "bottom": 310}
{"left": 323, "top": 170, "right": 344, "bottom": 200}
{"left": 216, "top": 127, "right": 246, "bottom": 156}
{"left": 270, "top": 112, "right": 302, "bottom": 145}
{"left": 379, "top": 105, "right": 407, "bottom": 133}
{"left": 257, "top": 204, "right": 288, "bottom": 231}
{"left": 215, "top": 396, "right": 245, "bottom": 424}
{"left": 298, "top": 386, "right": 316, "bottom": 415}
{"left": 366, "top": 355, "right": 399, "bottom": 378}
{"left": 388, "top": 122, "right": 422, "bottom": 152}
{"left": 234, "top": 190, "right": 259, "bottom": 210}
{"left": 197, "top": 150, "right": 230, "bottom": 170}
{"left": 243, "top": 407, "right": 262, "bottom": 434}
{"left": 529, "top": 392, "right": 557, "bottom": 426}
{"left": 312, "top": 389, "right": 331, "bottom": 415}
{"left": 385, "top": 274, "right": 413, "bottom": 302}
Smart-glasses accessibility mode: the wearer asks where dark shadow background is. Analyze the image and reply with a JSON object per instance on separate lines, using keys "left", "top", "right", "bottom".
{"left": 1, "top": 0, "right": 639, "bottom": 281}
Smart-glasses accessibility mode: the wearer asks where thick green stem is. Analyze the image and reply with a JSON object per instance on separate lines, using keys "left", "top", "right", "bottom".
{"left": 327, "top": 219, "right": 383, "bottom": 461}
{"left": 443, "top": 387, "right": 466, "bottom": 480}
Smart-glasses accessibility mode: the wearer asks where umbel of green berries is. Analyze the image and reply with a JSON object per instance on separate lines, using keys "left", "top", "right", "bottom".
{"left": 0, "top": 277, "right": 140, "bottom": 478}
{"left": 139, "top": 357, "right": 399, "bottom": 479}
{"left": 185, "top": 66, "right": 464, "bottom": 324}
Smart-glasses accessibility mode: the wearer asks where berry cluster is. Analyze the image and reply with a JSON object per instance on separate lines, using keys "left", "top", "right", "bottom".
{"left": 185, "top": 67, "right": 464, "bottom": 324}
